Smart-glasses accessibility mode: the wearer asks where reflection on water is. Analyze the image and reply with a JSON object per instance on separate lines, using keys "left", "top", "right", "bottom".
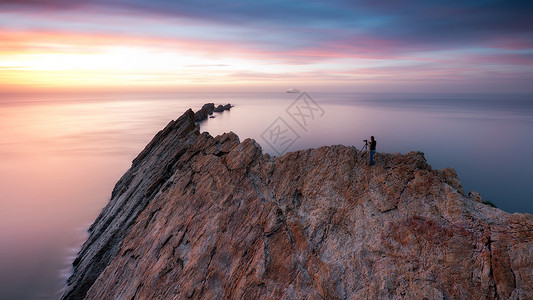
{"left": 0, "top": 92, "right": 532, "bottom": 299}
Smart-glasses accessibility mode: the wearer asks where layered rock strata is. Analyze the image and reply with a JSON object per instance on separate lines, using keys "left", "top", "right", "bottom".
{"left": 61, "top": 107, "right": 533, "bottom": 299}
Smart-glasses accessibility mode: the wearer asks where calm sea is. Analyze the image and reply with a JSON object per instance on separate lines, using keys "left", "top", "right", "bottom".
{"left": 1, "top": 92, "right": 532, "bottom": 299}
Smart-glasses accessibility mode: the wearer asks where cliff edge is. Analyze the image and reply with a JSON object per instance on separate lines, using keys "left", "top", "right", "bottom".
{"left": 61, "top": 107, "right": 533, "bottom": 299}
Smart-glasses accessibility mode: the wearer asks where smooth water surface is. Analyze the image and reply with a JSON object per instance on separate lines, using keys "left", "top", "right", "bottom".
{"left": 1, "top": 92, "right": 532, "bottom": 299}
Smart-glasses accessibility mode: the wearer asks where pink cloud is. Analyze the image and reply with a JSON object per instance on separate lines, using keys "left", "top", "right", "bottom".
{"left": 486, "top": 37, "right": 533, "bottom": 51}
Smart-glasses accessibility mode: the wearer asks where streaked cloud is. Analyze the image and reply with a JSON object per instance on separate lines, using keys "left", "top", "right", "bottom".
{"left": 0, "top": 0, "right": 532, "bottom": 92}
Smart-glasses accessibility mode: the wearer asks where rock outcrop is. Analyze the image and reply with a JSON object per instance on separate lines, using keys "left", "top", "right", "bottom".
{"left": 61, "top": 106, "right": 533, "bottom": 299}
{"left": 194, "top": 103, "right": 231, "bottom": 121}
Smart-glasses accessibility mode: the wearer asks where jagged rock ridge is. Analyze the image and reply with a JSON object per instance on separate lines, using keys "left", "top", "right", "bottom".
{"left": 61, "top": 107, "right": 533, "bottom": 299}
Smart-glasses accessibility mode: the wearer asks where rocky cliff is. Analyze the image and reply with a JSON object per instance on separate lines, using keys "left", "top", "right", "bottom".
{"left": 61, "top": 107, "right": 533, "bottom": 299}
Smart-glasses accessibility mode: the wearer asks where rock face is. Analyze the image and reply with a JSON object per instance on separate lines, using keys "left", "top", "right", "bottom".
{"left": 214, "top": 103, "right": 232, "bottom": 112}
{"left": 62, "top": 107, "right": 533, "bottom": 299}
{"left": 194, "top": 103, "right": 231, "bottom": 121}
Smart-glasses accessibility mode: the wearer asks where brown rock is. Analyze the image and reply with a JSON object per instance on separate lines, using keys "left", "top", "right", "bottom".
{"left": 469, "top": 191, "right": 483, "bottom": 203}
{"left": 61, "top": 107, "right": 533, "bottom": 300}
{"left": 194, "top": 103, "right": 217, "bottom": 121}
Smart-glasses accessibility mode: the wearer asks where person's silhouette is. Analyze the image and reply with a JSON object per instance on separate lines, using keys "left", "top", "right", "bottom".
{"left": 369, "top": 136, "right": 376, "bottom": 165}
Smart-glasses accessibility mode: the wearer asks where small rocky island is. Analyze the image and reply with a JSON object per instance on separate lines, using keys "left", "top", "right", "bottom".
{"left": 194, "top": 103, "right": 232, "bottom": 122}
{"left": 61, "top": 104, "right": 533, "bottom": 299}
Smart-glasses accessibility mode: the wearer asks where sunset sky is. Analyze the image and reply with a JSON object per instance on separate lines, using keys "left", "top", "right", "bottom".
{"left": 1, "top": 0, "right": 532, "bottom": 93}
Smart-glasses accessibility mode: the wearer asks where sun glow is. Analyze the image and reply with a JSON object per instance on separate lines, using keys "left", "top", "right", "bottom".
{"left": 3, "top": 48, "right": 202, "bottom": 88}
{"left": 0, "top": 30, "right": 285, "bottom": 91}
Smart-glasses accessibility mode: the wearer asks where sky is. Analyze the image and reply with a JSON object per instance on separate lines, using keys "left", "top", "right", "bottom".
{"left": 1, "top": 0, "right": 533, "bottom": 93}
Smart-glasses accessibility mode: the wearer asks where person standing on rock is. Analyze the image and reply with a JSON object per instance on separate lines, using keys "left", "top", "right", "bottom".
{"left": 369, "top": 136, "right": 376, "bottom": 165}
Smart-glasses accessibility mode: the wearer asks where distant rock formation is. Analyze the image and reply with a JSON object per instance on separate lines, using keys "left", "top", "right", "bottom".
{"left": 61, "top": 106, "right": 533, "bottom": 299}
{"left": 194, "top": 103, "right": 231, "bottom": 121}
{"left": 214, "top": 103, "right": 232, "bottom": 112}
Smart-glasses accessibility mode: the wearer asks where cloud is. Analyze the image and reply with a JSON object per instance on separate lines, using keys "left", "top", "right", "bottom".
{"left": 1, "top": 0, "right": 533, "bottom": 92}
{"left": 185, "top": 64, "right": 229, "bottom": 68}
{"left": 3, "top": 1, "right": 533, "bottom": 55}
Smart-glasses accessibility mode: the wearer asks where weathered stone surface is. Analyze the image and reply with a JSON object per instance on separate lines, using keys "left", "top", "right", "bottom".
{"left": 62, "top": 107, "right": 533, "bottom": 300}
{"left": 194, "top": 103, "right": 215, "bottom": 121}
{"left": 469, "top": 191, "right": 483, "bottom": 203}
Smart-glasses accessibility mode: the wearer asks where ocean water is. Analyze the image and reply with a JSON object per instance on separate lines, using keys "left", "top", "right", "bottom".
{"left": 0, "top": 92, "right": 532, "bottom": 299}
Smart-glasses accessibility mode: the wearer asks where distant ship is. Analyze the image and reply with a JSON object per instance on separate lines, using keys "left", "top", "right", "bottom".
{"left": 286, "top": 88, "right": 301, "bottom": 93}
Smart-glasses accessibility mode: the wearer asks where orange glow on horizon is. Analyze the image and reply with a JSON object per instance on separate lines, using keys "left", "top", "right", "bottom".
{"left": 0, "top": 29, "right": 400, "bottom": 93}
{"left": 3, "top": 27, "right": 526, "bottom": 94}
{"left": 0, "top": 29, "right": 295, "bottom": 90}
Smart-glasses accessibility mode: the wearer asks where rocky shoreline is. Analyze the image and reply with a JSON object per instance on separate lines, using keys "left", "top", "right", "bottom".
{"left": 194, "top": 103, "right": 232, "bottom": 122}
{"left": 61, "top": 104, "right": 533, "bottom": 299}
